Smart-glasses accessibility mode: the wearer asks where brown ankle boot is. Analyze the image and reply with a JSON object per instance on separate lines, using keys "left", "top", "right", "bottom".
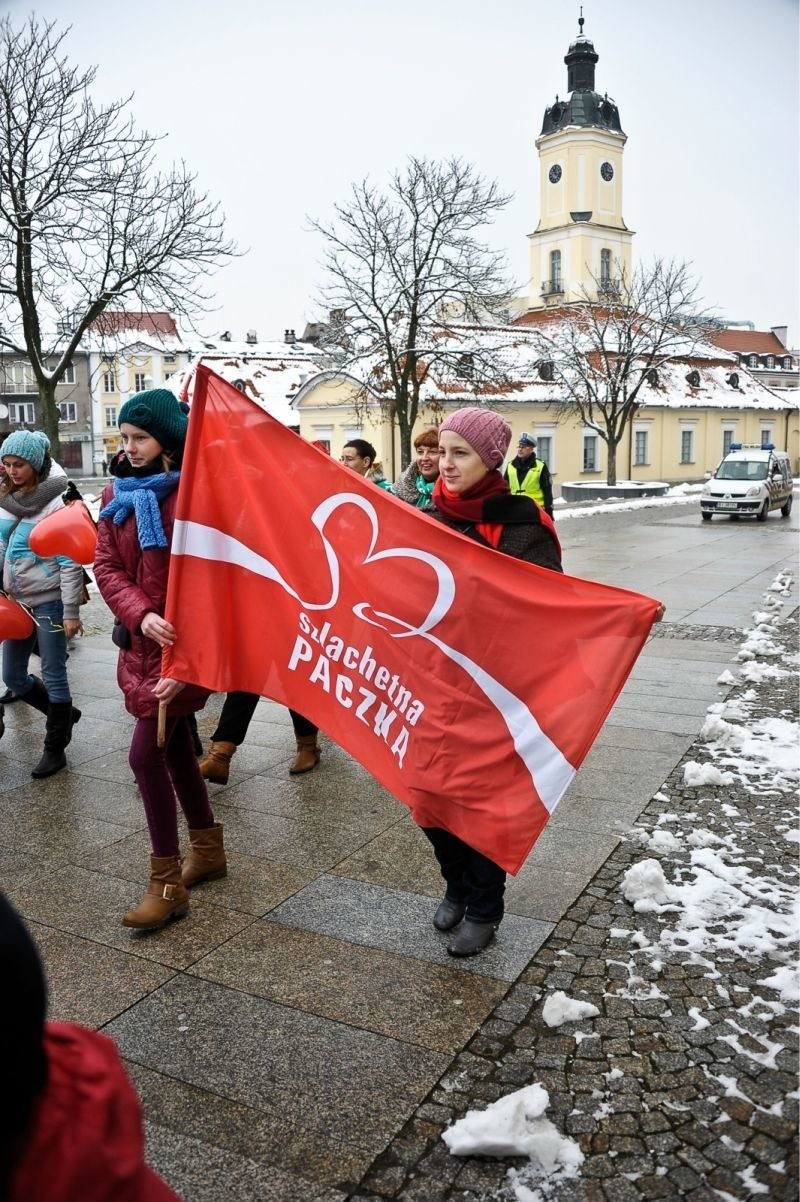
{"left": 122, "top": 856, "right": 189, "bottom": 931}
{"left": 289, "top": 733, "right": 321, "bottom": 775}
{"left": 198, "top": 740, "right": 237, "bottom": 784}
{"left": 182, "top": 823, "right": 227, "bottom": 888}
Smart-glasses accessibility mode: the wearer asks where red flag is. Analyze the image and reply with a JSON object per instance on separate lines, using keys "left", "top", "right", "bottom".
{"left": 164, "top": 368, "right": 661, "bottom": 873}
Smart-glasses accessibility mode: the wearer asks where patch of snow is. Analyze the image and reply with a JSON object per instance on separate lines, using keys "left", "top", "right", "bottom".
{"left": 683, "top": 761, "right": 736, "bottom": 786}
{"left": 542, "top": 991, "right": 601, "bottom": 1027}
{"left": 442, "top": 1083, "right": 584, "bottom": 1177}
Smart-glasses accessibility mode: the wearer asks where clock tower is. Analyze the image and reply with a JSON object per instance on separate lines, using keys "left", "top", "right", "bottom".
{"left": 527, "top": 17, "right": 634, "bottom": 310}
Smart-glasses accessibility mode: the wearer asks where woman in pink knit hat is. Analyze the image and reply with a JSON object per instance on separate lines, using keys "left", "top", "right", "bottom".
{"left": 422, "top": 406, "right": 563, "bottom": 957}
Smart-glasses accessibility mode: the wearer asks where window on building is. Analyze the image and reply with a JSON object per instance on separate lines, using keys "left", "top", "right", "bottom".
{"left": 104, "top": 405, "right": 117, "bottom": 428}
{"left": 600, "top": 248, "right": 611, "bottom": 283}
{"left": 761, "top": 428, "right": 773, "bottom": 447}
{"left": 457, "top": 354, "right": 474, "bottom": 380}
{"left": 164, "top": 372, "right": 173, "bottom": 382}
{"left": 634, "top": 430, "right": 648, "bottom": 465}
{"left": 536, "top": 435, "right": 552, "bottom": 467}
{"left": 783, "top": 356, "right": 793, "bottom": 369}
{"left": 680, "top": 429, "right": 694, "bottom": 464}
{"left": 103, "top": 371, "right": 116, "bottom": 393}
{"left": 134, "top": 372, "right": 147, "bottom": 392}
{"left": 583, "top": 435, "right": 598, "bottom": 472}
{"left": 164, "top": 354, "right": 176, "bottom": 365}
{"left": 765, "top": 355, "right": 775, "bottom": 369}
{"left": 8, "top": 363, "right": 37, "bottom": 393}
{"left": 9, "top": 402, "right": 36, "bottom": 424}
{"left": 57, "top": 402, "right": 77, "bottom": 423}
{"left": 747, "top": 354, "right": 758, "bottom": 368}
{"left": 62, "top": 363, "right": 75, "bottom": 385}
{"left": 722, "top": 429, "right": 735, "bottom": 455}
{"left": 550, "top": 249, "right": 561, "bottom": 289}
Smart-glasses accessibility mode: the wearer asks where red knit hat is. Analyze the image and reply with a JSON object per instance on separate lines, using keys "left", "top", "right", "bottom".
{"left": 439, "top": 407, "right": 512, "bottom": 469}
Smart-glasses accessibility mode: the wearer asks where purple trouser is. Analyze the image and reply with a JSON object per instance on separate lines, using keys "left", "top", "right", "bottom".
{"left": 128, "top": 715, "right": 215, "bottom": 857}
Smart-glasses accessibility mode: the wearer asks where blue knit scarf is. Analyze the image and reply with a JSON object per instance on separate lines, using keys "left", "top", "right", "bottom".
{"left": 99, "top": 473, "right": 180, "bottom": 550}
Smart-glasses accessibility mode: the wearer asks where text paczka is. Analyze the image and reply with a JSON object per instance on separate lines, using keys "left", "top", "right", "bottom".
{"left": 287, "top": 612, "right": 426, "bottom": 769}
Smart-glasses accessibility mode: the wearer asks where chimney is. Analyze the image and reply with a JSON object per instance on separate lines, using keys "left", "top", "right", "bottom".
{"left": 246, "top": 329, "right": 258, "bottom": 344}
{"left": 220, "top": 330, "right": 232, "bottom": 342}
{"left": 284, "top": 328, "right": 296, "bottom": 344}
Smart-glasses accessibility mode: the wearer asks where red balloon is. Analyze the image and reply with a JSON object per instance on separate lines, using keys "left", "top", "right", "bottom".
{"left": 28, "top": 501, "right": 97, "bottom": 565}
{"left": 0, "top": 595, "right": 35, "bottom": 639}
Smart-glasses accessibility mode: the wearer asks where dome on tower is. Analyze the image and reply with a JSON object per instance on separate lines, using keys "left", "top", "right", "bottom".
{"left": 540, "top": 18, "right": 624, "bottom": 136}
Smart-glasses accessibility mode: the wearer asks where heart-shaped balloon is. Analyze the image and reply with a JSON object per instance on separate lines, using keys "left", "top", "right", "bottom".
{"left": 0, "top": 595, "right": 35, "bottom": 639}
{"left": 28, "top": 501, "right": 97, "bottom": 564}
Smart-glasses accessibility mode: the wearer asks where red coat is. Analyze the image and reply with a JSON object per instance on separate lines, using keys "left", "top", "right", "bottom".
{"left": 10, "top": 1023, "right": 182, "bottom": 1202}
{"left": 94, "top": 484, "right": 209, "bottom": 719}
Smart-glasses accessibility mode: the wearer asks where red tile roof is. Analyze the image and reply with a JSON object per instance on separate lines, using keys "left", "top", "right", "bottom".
{"left": 709, "top": 329, "right": 791, "bottom": 357}
{"left": 91, "top": 311, "right": 179, "bottom": 339}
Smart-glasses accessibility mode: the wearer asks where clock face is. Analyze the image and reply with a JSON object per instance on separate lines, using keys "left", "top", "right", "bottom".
{"left": 600, "top": 161, "right": 614, "bottom": 182}
{"left": 548, "top": 164, "right": 562, "bottom": 184}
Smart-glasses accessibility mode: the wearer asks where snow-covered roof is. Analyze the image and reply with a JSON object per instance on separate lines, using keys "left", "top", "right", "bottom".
{"left": 170, "top": 338, "right": 334, "bottom": 427}
{"left": 292, "top": 320, "right": 795, "bottom": 414}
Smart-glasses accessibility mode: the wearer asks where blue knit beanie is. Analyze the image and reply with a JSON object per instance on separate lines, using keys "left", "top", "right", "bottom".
{"left": 0, "top": 429, "right": 50, "bottom": 472}
{"left": 118, "top": 388, "right": 190, "bottom": 450}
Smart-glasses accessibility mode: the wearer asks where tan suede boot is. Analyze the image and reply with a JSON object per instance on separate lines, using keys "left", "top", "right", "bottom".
{"left": 289, "top": 734, "right": 321, "bottom": 775}
{"left": 182, "top": 823, "right": 227, "bottom": 889}
{"left": 198, "top": 740, "right": 237, "bottom": 785}
{"left": 121, "top": 857, "right": 189, "bottom": 931}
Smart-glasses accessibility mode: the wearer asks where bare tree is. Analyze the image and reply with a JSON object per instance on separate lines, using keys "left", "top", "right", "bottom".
{"left": 529, "top": 259, "right": 717, "bottom": 485}
{"left": 311, "top": 157, "right": 515, "bottom": 467}
{"left": 0, "top": 16, "right": 236, "bottom": 454}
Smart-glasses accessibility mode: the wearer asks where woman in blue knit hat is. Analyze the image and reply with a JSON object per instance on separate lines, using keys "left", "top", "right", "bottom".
{"left": 0, "top": 430, "right": 84, "bottom": 777}
{"left": 94, "top": 389, "right": 226, "bottom": 931}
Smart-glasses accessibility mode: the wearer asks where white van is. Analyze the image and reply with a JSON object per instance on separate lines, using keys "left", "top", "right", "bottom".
{"left": 700, "top": 444, "right": 793, "bottom": 522}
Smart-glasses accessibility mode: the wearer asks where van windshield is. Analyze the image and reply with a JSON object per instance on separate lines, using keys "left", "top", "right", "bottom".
{"left": 715, "top": 461, "right": 767, "bottom": 481}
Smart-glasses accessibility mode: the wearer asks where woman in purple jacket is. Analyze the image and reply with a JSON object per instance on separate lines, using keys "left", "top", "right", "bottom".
{"left": 94, "top": 389, "right": 226, "bottom": 931}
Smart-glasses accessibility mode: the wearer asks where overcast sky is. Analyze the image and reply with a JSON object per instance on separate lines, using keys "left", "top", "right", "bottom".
{"left": 7, "top": 0, "right": 799, "bottom": 345}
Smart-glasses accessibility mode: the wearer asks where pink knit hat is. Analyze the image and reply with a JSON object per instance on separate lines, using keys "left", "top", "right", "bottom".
{"left": 438, "top": 407, "right": 512, "bottom": 469}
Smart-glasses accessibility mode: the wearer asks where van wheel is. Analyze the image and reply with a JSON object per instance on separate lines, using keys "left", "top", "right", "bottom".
{"left": 756, "top": 501, "right": 769, "bottom": 522}
{"left": 781, "top": 495, "right": 793, "bottom": 518}
{"left": 701, "top": 512, "right": 712, "bottom": 521}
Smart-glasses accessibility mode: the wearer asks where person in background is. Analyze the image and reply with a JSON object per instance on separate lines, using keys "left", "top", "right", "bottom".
{"left": 94, "top": 389, "right": 226, "bottom": 931}
{"left": 340, "top": 438, "right": 378, "bottom": 478}
{"left": 503, "top": 432, "right": 554, "bottom": 518}
{"left": 199, "top": 694, "right": 321, "bottom": 783}
{"left": 0, "top": 891, "right": 181, "bottom": 1202}
{"left": 0, "top": 431, "right": 83, "bottom": 778}
{"left": 423, "top": 407, "right": 562, "bottom": 957}
{"left": 391, "top": 427, "right": 440, "bottom": 511}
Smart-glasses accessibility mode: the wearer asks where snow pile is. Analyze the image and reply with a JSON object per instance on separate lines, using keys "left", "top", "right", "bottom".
{"left": 619, "top": 568, "right": 799, "bottom": 1099}
{"left": 654, "top": 846, "right": 798, "bottom": 960}
{"left": 682, "top": 575, "right": 799, "bottom": 794}
{"left": 621, "top": 857, "right": 674, "bottom": 909}
{"left": 541, "top": 991, "right": 600, "bottom": 1027}
{"left": 441, "top": 1083, "right": 583, "bottom": 1178}
{"left": 683, "top": 761, "right": 735, "bottom": 786}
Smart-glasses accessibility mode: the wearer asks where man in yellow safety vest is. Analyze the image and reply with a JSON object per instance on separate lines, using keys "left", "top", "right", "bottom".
{"left": 504, "top": 433, "right": 554, "bottom": 517}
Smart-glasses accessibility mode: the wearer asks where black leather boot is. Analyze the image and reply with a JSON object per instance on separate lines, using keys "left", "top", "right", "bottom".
{"left": 433, "top": 896, "right": 466, "bottom": 931}
{"left": 446, "top": 919, "right": 499, "bottom": 957}
{"left": 21, "top": 679, "right": 81, "bottom": 743}
{"left": 31, "top": 701, "right": 74, "bottom": 778}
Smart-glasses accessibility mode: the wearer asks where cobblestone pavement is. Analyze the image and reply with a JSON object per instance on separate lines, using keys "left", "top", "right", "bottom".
{"left": 349, "top": 612, "right": 799, "bottom": 1202}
